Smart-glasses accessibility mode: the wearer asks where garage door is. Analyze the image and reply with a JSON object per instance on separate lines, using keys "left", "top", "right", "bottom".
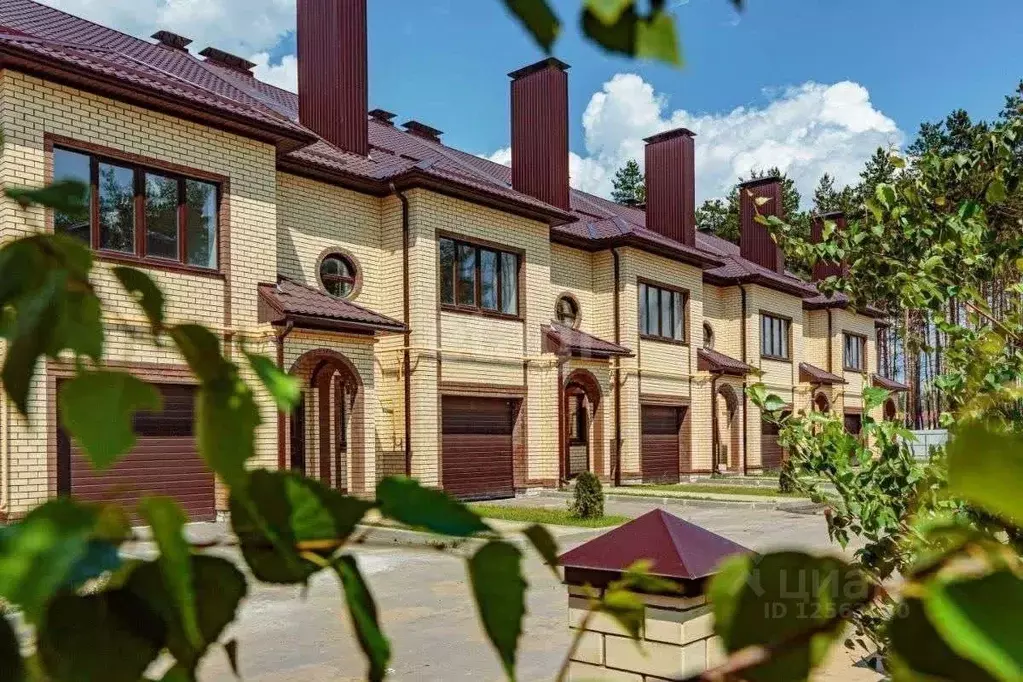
{"left": 761, "top": 410, "right": 792, "bottom": 471}
{"left": 641, "top": 405, "right": 681, "bottom": 483}
{"left": 58, "top": 383, "right": 216, "bottom": 521}
{"left": 442, "top": 396, "right": 515, "bottom": 500}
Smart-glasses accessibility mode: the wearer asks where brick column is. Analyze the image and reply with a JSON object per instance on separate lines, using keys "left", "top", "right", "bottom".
{"left": 558, "top": 509, "right": 752, "bottom": 681}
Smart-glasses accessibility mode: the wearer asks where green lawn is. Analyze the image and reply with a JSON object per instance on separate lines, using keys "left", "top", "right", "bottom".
{"left": 471, "top": 504, "right": 630, "bottom": 528}
{"left": 625, "top": 483, "right": 806, "bottom": 498}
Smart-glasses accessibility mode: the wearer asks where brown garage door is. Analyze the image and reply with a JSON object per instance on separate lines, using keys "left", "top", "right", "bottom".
{"left": 641, "top": 405, "right": 681, "bottom": 483}
{"left": 58, "top": 383, "right": 216, "bottom": 521}
{"left": 442, "top": 396, "right": 515, "bottom": 501}
{"left": 761, "top": 410, "right": 792, "bottom": 471}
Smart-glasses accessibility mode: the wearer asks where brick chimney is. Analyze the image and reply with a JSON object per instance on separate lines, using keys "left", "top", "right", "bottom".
{"left": 811, "top": 211, "right": 847, "bottom": 281}
{"left": 509, "top": 58, "right": 571, "bottom": 211}
{"left": 644, "top": 128, "right": 697, "bottom": 247}
{"left": 297, "top": 0, "right": 368, "bottom": 156}
{"left": 739, "top": 177, "right": 785, "bottom": 274}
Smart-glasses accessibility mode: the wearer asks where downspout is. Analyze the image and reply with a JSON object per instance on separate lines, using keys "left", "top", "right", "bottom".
{"left": 739, "top": 284, "right": 749, "bottom": 476}
{"left": 826, "top": 309, "right": 834, "bottom": 373}
{"left": 612, "top": 248, "right": 623, "bottom": 487}
{"left": 557, "top": 359, "right": 566, "bottom": 486}
{"left": 275, "top": 320, "right": 296, "bottom": 470}
{"left": 391, "top": 183, "right": 414, "bottom": 478}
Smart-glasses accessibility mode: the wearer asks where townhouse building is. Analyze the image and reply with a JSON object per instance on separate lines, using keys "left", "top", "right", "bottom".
{"left": 0, "top": 0, "right": 905, "bottom": 519}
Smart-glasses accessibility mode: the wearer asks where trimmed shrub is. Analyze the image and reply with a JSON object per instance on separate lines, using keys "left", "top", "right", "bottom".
{"left": 570, "top": 472, "right": 605, "bottom": 519}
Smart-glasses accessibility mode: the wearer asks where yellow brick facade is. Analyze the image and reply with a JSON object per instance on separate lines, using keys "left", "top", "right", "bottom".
{"left": 0, "top": 64, "right": 886, "bottom": 516}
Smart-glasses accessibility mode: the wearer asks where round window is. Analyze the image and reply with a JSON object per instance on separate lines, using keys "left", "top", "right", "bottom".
{"left": 319, "top": 253, "right": 358, "bottom": 298}
{"left": 556, "top": 295, "right": 580, "bottom": 327}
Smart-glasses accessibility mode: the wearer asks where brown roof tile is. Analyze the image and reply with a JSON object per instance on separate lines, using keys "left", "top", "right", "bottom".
{"left": 799, "top": 362, "right": 847, "bottom": 385}
{"left": 698, "top": 348, "right": 754, "bottom": 376}
{"left": 258, "top": 278, "right": 405, "bottom": 334}
{"left": 542, "top": 323, "right": 633, "bottom": 359}
{"left": 872, "top": 374, "right": 909, "bottom": 392}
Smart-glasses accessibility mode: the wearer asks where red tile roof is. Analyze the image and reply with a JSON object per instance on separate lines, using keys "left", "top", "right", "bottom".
{"left": 698, "top": 348, "right": 754, "bottom": 376}
{"left": 542, "top": 322, "right": 633, "bottom": 359}
{"left": 258, "top": 278, "right": 405, "bottom": 334}
{"left": 559, "top": 509, "right": 752, "bottom": 581}
{"left": 0, "top": 0, "right": 878, "bottom": 304}
{"left": 872, "top": 374, "right": 909, "bottom": 392}
{"left": 803, "top": 291, "right": 887, "bottom": 318}
{"left": 799, "top": 363, "right": 847, "bottom": 385}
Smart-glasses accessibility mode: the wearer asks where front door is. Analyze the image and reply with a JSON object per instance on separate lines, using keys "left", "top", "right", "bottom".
{"left": 565, "top": 390, "right": 589, "bottom": 478}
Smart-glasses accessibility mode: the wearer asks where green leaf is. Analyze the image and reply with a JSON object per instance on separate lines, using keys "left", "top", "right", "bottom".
{"left": 5, "top": 180, "right": 88, "bottom": 216}
{"left": 986, "top": 176, "right": 1008, "bottom": 204}
{"left": 584, "top": 0, "right": 631, "bottom": 25}
{"left": 196, "top": 375, "right": 261, "bottom": 489}
{"left": 168, "top": 324, "right": 229, "bottom": 383}
{"left": 376, "top": 477, "right": 489, "bottom": 537}
{"left": 522, "top": 524, "right": 559, "bottom": 577}
{"left": 243, "top": 350, "right": 300, "bottom": 412}
{"left": 709, "top": 552, "right": 870, "bottom": 682}
{"left": 635, "top": 10, "right": 681, "bottom": 65}
{"left": 231, "top": 470, "right": 373, "bottom": 584}
{"left": 468, "top": 541, "right": 526, "bottom": 679}
{"left": 862, "top": 386, "right": 890, "bottom": 412}
{"left": 0, "top": 499, "right": 98, "bottom": 622}
{"left": 924, "top": 571, "right": 1023, "bottom": 680}
{"left": 889, "top": 597, "right": 997, "bottom": 681}
{"left": 947, "top": 423, "right": 1023, "bottom": 523}
{"left": 0, "top": 613, "right": 25, "bottom": 682}
{"left": 335, "top": 556, "right": 391, "bottom": 682}
{"left": 58, "top": 371, "right": 162, "bottom": 469}
{"left": 581, "top": 6, "right": 637, "bottom": 57}
{"left": 597, "top": 586, "right": 644, "bottom": 639}
{"left": 502, "top": 0, "right": 561, "bottom": 52}
{"left": 875, "top": 183, "right": 897, "bottom": 209}
{"left": 138, "top": 497, "right": 201, "bottom": 652}
{"left": 126, "top": 555, "right": 246, "bottom": 673}
{"left": 112, "top": 266, "right": 165, "bottom": 335}
{"left": 37, "top": 590, "right": 166, "bottom": 682}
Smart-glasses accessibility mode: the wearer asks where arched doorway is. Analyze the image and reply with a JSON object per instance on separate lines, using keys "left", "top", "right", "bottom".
{"left": 814, "top": 392, "right": 831, "bottom": 414}
{"left": 884, "top": 398, "right": 898, "bottom": 422}
{"left": 288, "top": 350, "right": 364, "bottom": 493}
{"left": 563, "top": 369, "right": 604, "bottom": 481}
{"left": 715, "top": 384, "right": 740, "bottom": 471}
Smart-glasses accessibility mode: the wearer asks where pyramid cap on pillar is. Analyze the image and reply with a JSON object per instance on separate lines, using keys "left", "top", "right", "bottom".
{"left": 558, "top": 509, "right": 752, "bottom": 585}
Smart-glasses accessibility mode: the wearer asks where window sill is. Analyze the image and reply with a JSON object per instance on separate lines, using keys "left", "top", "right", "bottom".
{"left": 97, "top": 251, "right": 224, "bottom": 280}
{"left": 843, "top": 367, "right": 867, "bottom": 374}
{"left": 760, "top": 355, "right": 792, "bottom": 363}
{"left": 639, "top": 334, "right": 689, "bottom": 347}
{"left": 440, "top": 304, "right": 522, "bottom": 323}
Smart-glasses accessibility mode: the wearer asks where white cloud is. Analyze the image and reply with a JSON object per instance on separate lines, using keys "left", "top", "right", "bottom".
{"left": 492, "top": 74, "right": 904, "bottom": 206}
{"left": 251, "top": 52, "right": 297, "bottom": 92}
{"left": 39, "top": 0, "right": 295, "bottom": 58}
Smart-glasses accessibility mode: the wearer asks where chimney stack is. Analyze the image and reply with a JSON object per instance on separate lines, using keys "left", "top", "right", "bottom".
{"left": 643, "top": 128, "right": 697, "bottom": 247}
{"left": 739, "top": 177, "right": 785, "bottom": 274}
{"left": 811, "top": 211, "right": 847, "bottom": 281}
{"left": 297, "top": 0, "right": 368, "bottom": 156}
{"left": 509, "top": 58, "right": 571, "bottom": 211}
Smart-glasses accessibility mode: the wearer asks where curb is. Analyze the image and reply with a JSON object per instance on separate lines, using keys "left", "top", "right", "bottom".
{"left": 528, "top": 489, "right": 815, "bottom": 512}
{"left": 349, "top": 524, "right": 519, "bottom": 553}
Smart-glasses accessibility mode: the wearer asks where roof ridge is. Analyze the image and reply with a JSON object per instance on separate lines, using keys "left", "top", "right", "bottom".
{"left": 18, "top": 0, "right": 150, "bottom": 51}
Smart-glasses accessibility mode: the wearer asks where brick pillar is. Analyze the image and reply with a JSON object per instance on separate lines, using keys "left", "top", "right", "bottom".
{"left": 558, "top": 509, "right": 751, "bottom": 680}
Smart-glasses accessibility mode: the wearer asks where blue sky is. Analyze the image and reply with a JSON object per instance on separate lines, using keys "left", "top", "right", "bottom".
{"left": 45, "top": 0, "right": 1023, "bottom": 201}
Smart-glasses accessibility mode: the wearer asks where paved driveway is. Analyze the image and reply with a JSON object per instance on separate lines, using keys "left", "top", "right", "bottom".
{"left": 195, "top": 501, "right": 876, "bottom": 681}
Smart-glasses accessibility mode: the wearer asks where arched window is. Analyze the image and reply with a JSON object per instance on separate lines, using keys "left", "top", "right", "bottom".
{"left": 319, "top": 253, "right": 358, "bottom": 298}
{"left": 556, "top": 295, "right": 580, "bottom": 328}
{"left": 703, "top": 323, "right": 715, "bottom": 350}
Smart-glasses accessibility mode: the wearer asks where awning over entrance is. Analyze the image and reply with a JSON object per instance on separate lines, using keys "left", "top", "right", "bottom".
{"left": 542, "top": 322, "right": 633, "bottom": 359}
{"left": 697, "top": 348, "right": 754, "bottom": 376}
{"left": 872, "top": 374, "right": 909, "bottom": 392}
{"left": 799, "top": 362, "right": 847, "bottom": 385}
{"left": 258, "top": 277, "right": 406, "bottom": 334}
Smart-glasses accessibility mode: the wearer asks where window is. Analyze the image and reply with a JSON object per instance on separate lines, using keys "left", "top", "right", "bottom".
{"left": 638, "top": 282, "right": 686, "bottom": 342}
{"left": 319, "top": 253, "right": 358, "bottom": 298}
{"left": 703, "top": 323, "right": 715, "bottom": 350}
{"left": 53, "top": 146, "right": 218, "bottom": 269}
{"left": 438, "top": 236, "right": 519, "bottom": 316}
{"left": 760, "top": 313, "right": 791, "bottom": 360}
{"left": 844, "top": 333, "right": 866, "bottom": 371}
{"left": 556, "top": 295, "right": 580, "bottom": 327}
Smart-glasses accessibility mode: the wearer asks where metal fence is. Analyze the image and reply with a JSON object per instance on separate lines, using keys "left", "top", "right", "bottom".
{"left": 906, "top": 429, "right": 949, "bottom": 460}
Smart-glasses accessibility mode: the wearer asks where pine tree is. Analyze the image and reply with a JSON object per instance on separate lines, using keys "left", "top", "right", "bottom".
{"left": 611, "top": 159, "right": 646, "bottom": 205}
{"left": 696, "top": 198, "right": 729, "bottom": 235}
{"left": 813, "top": 173, "right": 839, "bottom": 213}
{"left": 698, "top": 167, "right": 806, "bottom": 245}
{"left": 857, "top": 147, "right": 898, "bottom": 206}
